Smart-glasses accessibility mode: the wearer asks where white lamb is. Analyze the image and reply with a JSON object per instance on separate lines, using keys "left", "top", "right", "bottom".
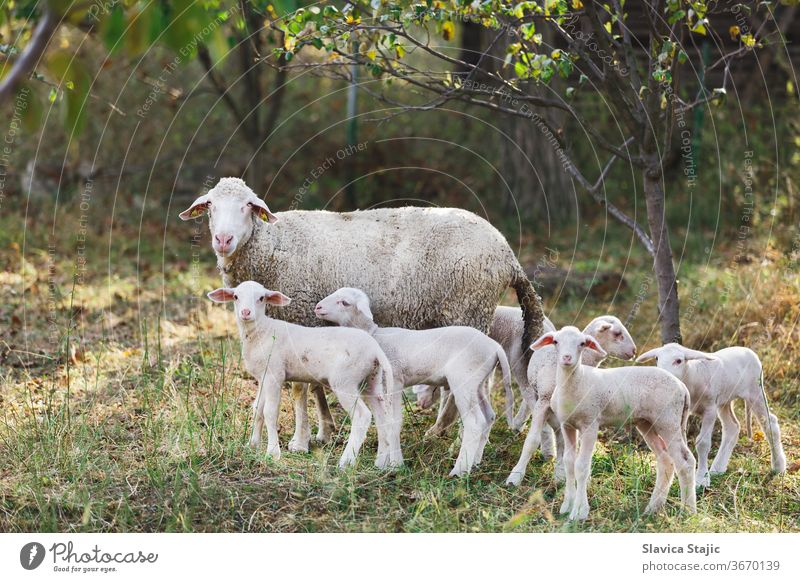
{"left": 315, "top": 287, "right": 513, "bottom": 476}
{"left": 208, "top": 281, "right": 402, "bottom": 469}
{"left": 510, "top": 327, "right": 696, "bottom": 520}
{"left": 636, "top": 343, "right": 787, "bottom": 486}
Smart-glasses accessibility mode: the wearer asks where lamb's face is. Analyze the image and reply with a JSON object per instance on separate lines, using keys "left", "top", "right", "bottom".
{"left": 636, "top": 343, "right": 716, "bottom": 379}
{"left": 207, "top": 281, "right": 291, "bottom": 325}
{"left": 531, "top": 326, "right": 607, "bottom": 369}
{"left": 314, "top": 287, "right": 373, "bottom": 325}
{"left": 587, "top": 316, "right": 637, "bottom": 360}
{"left": 179, "top": 178, "right": 278, "bottom": 258}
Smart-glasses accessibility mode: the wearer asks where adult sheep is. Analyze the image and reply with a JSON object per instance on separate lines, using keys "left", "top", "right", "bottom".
{"left": 180, "top": 177, "right": 544, "bottom": 448}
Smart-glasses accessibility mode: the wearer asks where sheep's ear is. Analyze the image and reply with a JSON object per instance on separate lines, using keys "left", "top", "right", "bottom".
{"left": 530, "top": 332, "right": 556, "bottom": 350}
{"left": 636, "top": 347, "right": 661, "bottom": 363}
{"left": 180, "top": 195, "right": 210, "bottom": 220}
{"left": 264, "top": 291, "right": 291, "bottom": 306}
{"left": 354, "top": 295, "right": 373, "bottom": 321}
{"left": 595, "top": 322, "right": 612, "bottom": 333}
{"left": 208, "top": 288, "right": 236, "bottom": 302}
{"left": 683, "top": 348, "right": 717, "bottom": 361}
{"left": 583, "top": 334, "right": 607, "bottom": 356}
{"left": 248, "top": 198, "right": 278, "bottom": 223}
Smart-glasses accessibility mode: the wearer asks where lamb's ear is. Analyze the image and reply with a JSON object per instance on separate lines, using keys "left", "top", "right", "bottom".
{"left": 248, "top": 197, "right": 278, "bottom": 223}
{"left": 595, "top": 322, "right": 612, "bottom": 333}
{"left": 179, "top": 194, "right": 211, "bottom": 220}
{"left": 683, "top": 348, "right": 718, "bottom": 361}
{"left": 264, "top": 291, "right": 291, "bottom": 306}
{"left": 530, "top": 332, "right": 556, "bottom": 351}
{"left": 354, "top": 294, "right": 373, "bottom": 321}
{"left": 208, "top": 288, "right": 236, "bottom": 303}
{"left": 636, "top": 347, "right": 662, "bottom": 363}
{"left": 583, "top": 334, "right": 607, "bottom": 356}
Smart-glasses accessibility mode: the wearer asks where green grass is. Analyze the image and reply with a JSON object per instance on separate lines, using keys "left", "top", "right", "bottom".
{"left": 0, "top": 210, "right": 798, "bottom": 533}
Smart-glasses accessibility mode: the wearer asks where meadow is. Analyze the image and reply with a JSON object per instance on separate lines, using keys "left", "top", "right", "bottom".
{"left": 1, "top": 204, "right": 797, "bottom": 533}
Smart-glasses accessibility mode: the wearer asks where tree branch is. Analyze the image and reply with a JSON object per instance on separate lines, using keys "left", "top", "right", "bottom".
{"left": 0, "top": 8, "right": 59, "bottom": 104}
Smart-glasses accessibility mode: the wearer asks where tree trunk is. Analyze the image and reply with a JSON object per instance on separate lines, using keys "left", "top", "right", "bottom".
{"left": 642, "top": 159, "right": 682, "bottom": 343}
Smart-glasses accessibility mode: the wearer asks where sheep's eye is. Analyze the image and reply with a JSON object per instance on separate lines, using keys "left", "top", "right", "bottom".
{"left": 341, "top": 300, "right": 350, "bottom": 307}
{"left": 233, "top": 294, "right": 238, "bottom": 300}
{"left": 580, "top": 341, "right": 586, "bottom": 347}
{"left": 552, "top": 340, "right": 558, "bottom": 345}
{"left": 258, "top": 296, "right": 264, "bottom": 302}
{"left": 614, "top": 331, "right": 623, "bottom": 338}
{"left": 675, "top": 359, "right": 682, "bottom": 365}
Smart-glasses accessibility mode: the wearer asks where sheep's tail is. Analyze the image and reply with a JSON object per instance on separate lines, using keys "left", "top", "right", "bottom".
{"left": 511, "top": 264, "right": 544, "bottom": 359}
{"left": 496, "top": 345, "right": 514, "bottom": 425}
{"left": 744, "top": 399, "right": 753, "bottom": 439}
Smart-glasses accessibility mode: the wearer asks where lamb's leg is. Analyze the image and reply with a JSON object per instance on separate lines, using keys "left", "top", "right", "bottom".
{"left": 569, "top": 423, "right": 598, "bottom": 521}
{"left": 662, "top": 427, "right": 697, "bottom": 513}
{"left": 547, "top": 411, "right": 566, "bottom": 482}
{"left": 312, "top": 383, "right": 335, "bottom": 443}
{"left": 694, "top": 409, "right": 717, "bottom": 488}
{"left": 248, "top": 382, "right": 266, "bottom": 449}
{"left": 474, "top": 379, "right": 496, "bottom": 465}
{"left": 331, "top": 388, "right": 372, "bottom": 469}
{"left": 425, "top": 389, "right": 459, "bottom": 438}
{"left": 511, "top": 400, "right": 530, "bottom": 432}
{"left": 747, "top": 398, "right": 787, "bottom": 473}
{"left": 362, "top": 377, "right": 397, "bottom": 470}
{"left": 540, "top": 424, "right": 557, "bottom": 460}
{"left": 636, "top": 420, "right": 675, "bottom": 515}
{"left": 288, "top": 383, "right": 311, "bottom": 453}
{"left": 449, "top": 387, "right": 485, "bottom": 477}
{"left": 709, "top": 401, "right": 739, "bottom": 475}
{"left": 262, "top": 382, "right": 283, "bottom": 459}
{"left": 560, "top": 425, "right": 578, "bottom": 515}
{"left": 506, "top": 398, "right": 551, "bottom": 486}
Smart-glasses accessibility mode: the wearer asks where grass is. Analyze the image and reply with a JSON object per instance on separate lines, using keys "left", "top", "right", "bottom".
{"left": 0, "top": 207, "right": 798, "bottom": 533}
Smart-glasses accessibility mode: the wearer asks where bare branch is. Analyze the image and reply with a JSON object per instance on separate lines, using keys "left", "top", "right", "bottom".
{"left": 0, "top": 9, "right": 59, "bottom": 104}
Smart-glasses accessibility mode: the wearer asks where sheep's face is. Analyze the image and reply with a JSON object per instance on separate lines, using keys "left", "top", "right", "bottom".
{"left": 207, "top": 281, "right": 290, "bottom": 324}
{"left": 179, "top": 178, "right": 278, "bottom": 258}
{"left": 587, "top": 316, "right": 637, "bottom": 360}
{"left": 314, "top": 287, "right": 373, "bottom": 325}
{"left": 413, "top": 385, "right": 440, "bottom": 409}
{"left": 531, "top": 326, "right": 607, "bottom": 369}
{"left": 636, "top": 343, "right": 716, "bottom": 379}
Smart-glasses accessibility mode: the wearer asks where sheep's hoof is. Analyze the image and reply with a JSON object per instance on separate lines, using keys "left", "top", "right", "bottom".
{"left": 695, "top": 473, "right": 711, "bottom": 488}
{"left": 568, "top": 504, "right": 590, "bottom": 521}
{"left": 266, "top": 446, "right": 281, "bottom": 460}
{"left": 288, "top": 439, "right": 310, "bottom": 453}
{"left": 424, "top": 426, "right": 445, "bottom": 439}
{"left": 643, "top": 501, "right": 665, "bottom": 515}
{"left": 448, "top": 466, "right": 470, "bottom": 478}
{"left": 505, "top": 471, "right": 524, "bottom": 487}
{"left": 559, "top": 500, "right": 572, "bottom": 515}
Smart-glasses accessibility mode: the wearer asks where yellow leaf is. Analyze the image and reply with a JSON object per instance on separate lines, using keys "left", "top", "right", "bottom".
{"left": 572, "top": 0, "right": 584, "bottom": 8}
{"left": 367, "top": 49, "right": 377, "bottom": 61}
{"left": 741, "top": 34, "right": 756, "bottom": 48}
{"left": 729, "top": 25, "right": 740, "bottom": 40}
{"left": 442, "top": 21, "right": 455, "bottom": 42}
{"left": 551, "top": 49, "right": 561, "bottom": 59}
{"left": 284, "top": 35, "right": 297, "bottom": 52}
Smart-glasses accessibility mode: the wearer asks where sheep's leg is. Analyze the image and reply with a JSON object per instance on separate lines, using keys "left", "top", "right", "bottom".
{"left": 474, "top": 379, "right": 496, "bottom": 465}
{"left": 248, "top": 381, "right": 267, "bottom": 449}
{"left": 662, "top": 426, "right": 697, "bottom": 513}
{"left": 331, "top": 388, "right": 372, "bottom": 469}
{"left": 449, "top": 387, "right": 485, "bottom": 477}
{"left": 511, "top": 400, "right": 530, "bottom": 432}
{"left": 569, "top": 423, "right": 598, "bottom": 521}
{"left": 425, "top": 389, "right": 459, "bottom": 438}
{"left": 312, "top": 384, "right": 336, "bottom": 443}
{"left": 262, "top": 382, "right": 283, "bottom": 459}
{"left": 560, "top": 425, "right": 578, "bottom": 515}
{"left": 288, "top": 383, "right": 311, "bottom": 453}
{"left": 506, "top": 398, "right": 551, "bottom": 486}
{"left": 709, "top": 401, "right": 739, "bottom": 475}
{"left": 540, "top": 424, "right": 557, "bottom": 460}
{"left": 694, "top": 409, "right": 717, "bottom": 488}
{"left": 747, "top": 397, "right": 787, "bottom": 474}
{"left": 636, "top": 420, "right": 675, "bottom": 515}
{"left": 362, "top": 377, "right": 397, "bottom": 470}
{"left": 547, "top": 411, "right": 566, "bottom": 482}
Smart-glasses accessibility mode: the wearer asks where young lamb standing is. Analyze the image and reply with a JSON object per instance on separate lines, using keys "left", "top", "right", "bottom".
{"left": 208, "top": 281, "right": 402, "bottom": 469}
{"left": 510, "top": 327, "right": 696, "bottom": 521}
{"left": 315, "top": 287, "right": 514, "bottom": 476}
{"left": 636, "top": 344, "right": 786, "bottom": 486}
{"left": 180, "top": 177, "right": 545, "bottom": 454}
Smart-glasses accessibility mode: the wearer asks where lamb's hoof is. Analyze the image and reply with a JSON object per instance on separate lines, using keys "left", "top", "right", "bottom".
{"left": 553, "top": 465, "right": 567, "bottom": 483}
{"left": 425, "top": 426, "right": 445, "bottom": 439}
{"left": 772, "top": 456, "right": 787, "bottom": 474}
{"left": 448, "top": 466, "right": 470, "bottom": 478}
{"left": 505, "top": 472, "right": 523, "bottom": 487}
{"left": 288, "top": 439, "right": 310, "bottom": 453}
{"left": 266, "top": 446, "right": 281, "bottom": 460}
{"left": 559, "top": 500, "right": 572, "bottom": 515}
{"left": 315, "top": 431, "right": 332, "bottom": 444}
{"left": 568, "top": 506, "right": 589, "bottom": 521}
{"left": 643, "top": 502, "right": 665, "bottom": 516}
{"left": 695, "top": 472, "right": 711, "bottom": 488}
{"left": 248, "top": 438, "right": 260, "bottom": 449}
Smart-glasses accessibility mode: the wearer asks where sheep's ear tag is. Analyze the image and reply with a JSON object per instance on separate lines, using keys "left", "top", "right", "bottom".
{"left": 190, "top": 206, "right": 205, "bottom": 218}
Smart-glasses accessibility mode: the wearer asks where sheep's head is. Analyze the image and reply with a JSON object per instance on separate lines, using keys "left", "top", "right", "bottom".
{"left": 180, "top": 177, "right": 278, "bottom": 258}
{"left": 207, "top": 280, "right": 290, "bottom": 324}
{"left": 635, "top": 343, "right": 717, "bottom": 380}
{"left": 530, "top": 326, "right": 606, "bottom": 369}
{"left": 584, "top": 315, "right": 637, "bottom": 361}
{"left": 314, "top": 287, "right": 373, "bottom": 326}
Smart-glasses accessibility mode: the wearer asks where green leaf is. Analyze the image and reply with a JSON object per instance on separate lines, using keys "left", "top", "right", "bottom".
{"left": 101, "top": 4, "right": 126, "bottom": 53}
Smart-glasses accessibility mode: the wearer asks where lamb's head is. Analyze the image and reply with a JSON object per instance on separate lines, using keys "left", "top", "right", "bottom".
{"left": 584, "top": 315, "right": 637, "bottom": 360}
{"left": 207, "top": 280, "right": 290, "bottom": 325}
{"left": 314, "top": 287, "right": 373, "bottom": 326}
{"left": 636, "top": 343, "right": 717, "bottom": 380}
{"left": 180, "top": 177, "right": 278, "bottom": 258}
{"left": 530, "top": 326, "right": 607, "bottom": 369}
